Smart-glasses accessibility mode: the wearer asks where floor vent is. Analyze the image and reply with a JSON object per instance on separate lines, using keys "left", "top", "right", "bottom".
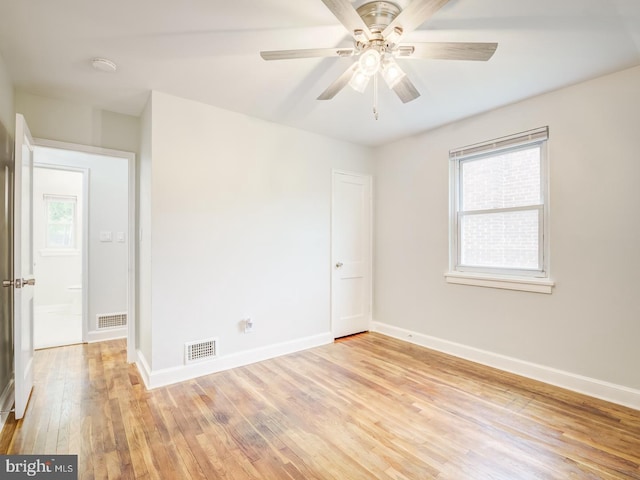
{"left": 97, "top": 312, "right": 127, "bottom": 329}
{"left": 185, "top": 338, "right": 218, "bottom": 364}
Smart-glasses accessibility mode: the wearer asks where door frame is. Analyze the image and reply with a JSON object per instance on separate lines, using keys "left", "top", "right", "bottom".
{"left": 32, "top": 163, "right": 89, "bottom": 344}
{"left": 330, "top": 169, "right": 373, "bottom": 338}
{"left": 33, "top": 138, "right": 137, "bottom": 363}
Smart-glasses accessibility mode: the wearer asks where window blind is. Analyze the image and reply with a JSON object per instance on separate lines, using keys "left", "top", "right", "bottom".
{"left": 449, "top": 126, "right": 548, "bottom": 160}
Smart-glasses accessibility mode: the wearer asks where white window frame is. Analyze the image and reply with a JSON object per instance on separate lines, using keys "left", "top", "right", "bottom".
{"left": 446, "top": 127, "right": 554, "bottom": 293}
{"left": 44, "top": 194, "right": 77, "bottom": 251}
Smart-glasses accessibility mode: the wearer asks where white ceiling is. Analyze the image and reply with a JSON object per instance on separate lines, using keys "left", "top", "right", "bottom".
{"left": 0, "top": 0, "right": 639, "bottom": 146}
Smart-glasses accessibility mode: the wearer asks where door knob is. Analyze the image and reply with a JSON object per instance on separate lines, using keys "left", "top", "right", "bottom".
{"left": 335, "top": 262, "right": 343, "bottom": 268}
{"left": 3, "top": 278, "right": 36, "bottom": 288}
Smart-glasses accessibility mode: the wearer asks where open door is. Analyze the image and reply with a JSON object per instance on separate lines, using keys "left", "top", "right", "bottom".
{"left": 14, "top": 114, "right": 35, "bottom": 419}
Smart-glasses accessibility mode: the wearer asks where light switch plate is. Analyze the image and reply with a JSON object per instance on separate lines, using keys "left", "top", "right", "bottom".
{"left": 99, "top": 231, "right": 112, "bottom": 242}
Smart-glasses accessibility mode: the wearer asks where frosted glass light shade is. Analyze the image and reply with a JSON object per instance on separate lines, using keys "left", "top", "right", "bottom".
{"left": 349, "top": 69, "right": 371, "bottom": 93}
{"left": 381, "top": 57, "right": 406, "bottom": 88}
{"left": 358, "top": 49, "right": 381, "bottom": 77}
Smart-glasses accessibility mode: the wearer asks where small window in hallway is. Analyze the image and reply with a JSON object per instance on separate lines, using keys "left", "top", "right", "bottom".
{"left": 44, "top": 194, "right": 77, "bottom": 249}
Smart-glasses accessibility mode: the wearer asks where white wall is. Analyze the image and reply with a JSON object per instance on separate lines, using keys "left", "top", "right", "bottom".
{"left": 15, "top": 91, "right": 139, "bottom": 153}
{"left": 34, "top": 147, "right": 129, "bottom": 338}
{"left": 142, "top": 91, "right": 373, "bottom": 380}
{"left": 374, "top": 65, "right": 640, "bottom": 394}
{"left": 0, "top": 53, "right": 13, "bottom": 133}
{"left": 32, "top": 167, "right": 83, "bottom": 306}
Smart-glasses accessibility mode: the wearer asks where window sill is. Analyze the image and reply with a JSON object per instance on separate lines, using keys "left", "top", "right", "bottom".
{"left": 445, "top": 271, "right": 554, "bottom": 294}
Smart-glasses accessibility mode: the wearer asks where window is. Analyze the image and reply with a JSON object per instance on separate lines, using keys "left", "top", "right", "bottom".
{"left": 44, "top": 194, "right": 77, "bottom": 249}
{"left": 447, "top": 127, "right": 553, "bottom": 293}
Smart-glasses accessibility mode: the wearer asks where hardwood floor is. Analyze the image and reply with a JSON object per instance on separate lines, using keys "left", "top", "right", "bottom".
{"left": 2, "top": 332, "right": 639, "bottom": 479}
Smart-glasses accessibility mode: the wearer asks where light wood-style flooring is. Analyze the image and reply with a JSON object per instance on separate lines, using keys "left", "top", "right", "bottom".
{"left": 2, "top": 333, "right": 640, "bottom": 479}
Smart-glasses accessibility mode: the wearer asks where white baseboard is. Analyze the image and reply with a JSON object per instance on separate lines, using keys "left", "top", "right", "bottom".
{"left": 86, "top": 327, "right": 127, "bottom": 343}
{"left": 138, "top": 332, "right": 334, "bottom": 389}
{"left": 135, "top": 350, "right": 152, "bottom": 390}
{"left": 372, "top": 321, "right": 640, "bottom": 411}
{"left": 0, "top": 378, "right": 14, "bottom": 432}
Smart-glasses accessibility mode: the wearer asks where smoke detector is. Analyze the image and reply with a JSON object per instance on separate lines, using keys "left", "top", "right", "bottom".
{"left": 91, "top": 58, "right": 117, "bottom": 73}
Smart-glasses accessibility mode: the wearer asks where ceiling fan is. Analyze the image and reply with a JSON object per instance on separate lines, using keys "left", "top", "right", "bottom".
{"left": 260, "top": 0, "right": 497, "bottom": 117}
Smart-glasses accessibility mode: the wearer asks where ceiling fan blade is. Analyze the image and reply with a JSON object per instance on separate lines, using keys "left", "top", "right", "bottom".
{"left": 391, "top": 76, "right": 421, "bottom": 103}
{"left": 317, "top": 63, "right": 358, "bottom": 100}
{"left": 404, "top": 42, "right": 498, "bottom": 61}
{"left": 382, "top": 0, "right": 452, "bottom": 38}
{"left": 261, "top": 48, "right": 355, "bottom": 61}
{"left": 320, "top": 0, "right": 372, "bottom": 39}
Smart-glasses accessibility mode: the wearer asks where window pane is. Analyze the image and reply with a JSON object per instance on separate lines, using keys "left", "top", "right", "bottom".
{"left": 461, "top": 146, "right": 541, "bottom": 211}
{"left": 47, "top": 224, "right": 73, "bottom": 248}
{"left": 48, "top": 200, "right": 74, "bottom": 223}
{"left": 45, "top": 196, "right": 76, "bottom": 249}
{"left": 461, "top": 210, "right": 539, "bottom": 269}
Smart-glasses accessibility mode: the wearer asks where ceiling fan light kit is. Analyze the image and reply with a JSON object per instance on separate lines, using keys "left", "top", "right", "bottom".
{"left": 381, "top": 57, "right": 406, "bottom": 88}
{"left": 358, "top": 48, "right": 382, "bottom": 76}
{"left": 349, "top": 69, "right": 371, "bottom": 93}
{"left": 260, "top": 0, "right": 498, "bottom": 118}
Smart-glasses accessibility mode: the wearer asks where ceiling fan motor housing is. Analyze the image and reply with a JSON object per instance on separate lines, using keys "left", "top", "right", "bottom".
{"left": 356, "top": 1, "right": 401, "bottom": 34}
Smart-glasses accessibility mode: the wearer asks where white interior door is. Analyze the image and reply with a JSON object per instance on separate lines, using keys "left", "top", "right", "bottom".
{"left": 331, "top": 171, "right": 372, "bottom": 338}
{"left": 14, "top": 114, "right": 35, "bottom": 419}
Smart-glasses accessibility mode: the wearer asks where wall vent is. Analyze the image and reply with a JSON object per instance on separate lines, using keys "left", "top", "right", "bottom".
{"left": 185, "top": 338, "right": 218, "bottom": 364}
{"left": 97, "top": 312, "right": 127, "bottom": 329}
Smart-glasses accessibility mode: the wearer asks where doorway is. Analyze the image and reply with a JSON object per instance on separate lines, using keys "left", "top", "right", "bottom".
{"left": 10, "top": 117, "right": 136, "bottom": 420}
{"left": 32, "top": 166, "right": 85, "bottom": 349}
{"left": 32, "top": 140, "right": 135, "bottom": 358}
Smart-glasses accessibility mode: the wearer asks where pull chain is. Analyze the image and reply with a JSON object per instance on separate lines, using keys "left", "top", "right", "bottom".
{"left": 373, "top": 74, "right": 379, "bottom": 120}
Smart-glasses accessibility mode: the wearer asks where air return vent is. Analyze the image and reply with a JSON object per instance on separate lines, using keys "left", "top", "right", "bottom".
{"left": 185, "top": 338, "right": 218, "bottom": 364}
{"left": 97, "top": 312, "right": 127, "bottom": 329}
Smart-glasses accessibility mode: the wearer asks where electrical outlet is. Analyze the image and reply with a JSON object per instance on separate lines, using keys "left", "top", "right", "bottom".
{"left": 243, "top": 318, "right": 253, "bottom": 334}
